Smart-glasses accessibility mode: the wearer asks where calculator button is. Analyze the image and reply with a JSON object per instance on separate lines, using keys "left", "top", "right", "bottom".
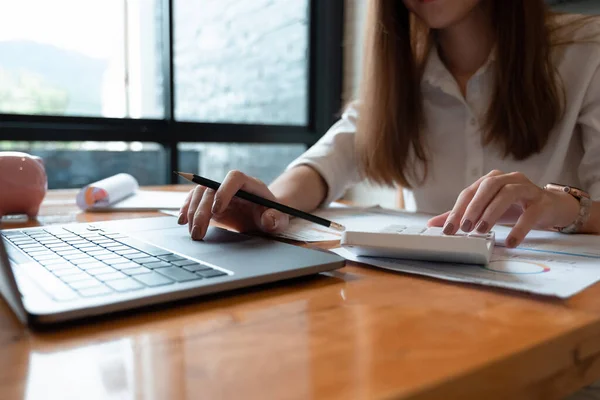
{"left": 422, "top": 227, "right": 444, "bottom": 235}
{"left": 402, "top": 226, "right": 427, "bottom": 235}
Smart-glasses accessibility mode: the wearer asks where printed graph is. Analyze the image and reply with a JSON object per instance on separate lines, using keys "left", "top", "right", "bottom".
{"left": 481, "top": 259, "right": 551, "bottom": 275}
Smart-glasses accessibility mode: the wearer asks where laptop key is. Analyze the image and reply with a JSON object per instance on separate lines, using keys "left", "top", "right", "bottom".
{"left": 198, "top": 270, "right": 228, "bottom": 279}
{"left": 105, "top": 256, "right": 132, "bottom": 264}
{"left": 142, "top": 261, "right": 171, "bottom": 269}
{"left": 45, "top": 242, "right": 69, "bottom": 249}
{"left": 124, "top": 252, "right": 149, "bottom": 260}
{"left": 37, "top": 239, "right": 62, "bottom": 246}
{"left": 78, "top": 286, "right": 113, "bottom": 297}
{"left": 71, "top": 256, "right": 100, "bottom": 265}
{"left": 72, "top": 243, "right": 97, "bottom": 249}
{"left": 124, "top": 267, "right": 152, "bottom": 275}
{"left": 69, "top": 279, "right": 103, "bottom": 290}
{"left": 106, "top": 278, "right": 144, "bottom": 292}
{"left": 112, "top": 262, "right": 142, "bottom": 271}
{"left": 135, "top": 256, "right": 160, "bottom": 264}
{"left": 104, "top": 244, "right": 131, "bottom": 251}
{"left": 27, "top": 250, "right": 54, "bottom": 257}
{"left": 53, "top": 268, "right": 85, "bottom": 277}
{"left": 54, "top": 235, "right": 79, "bottom": 241}
{"left": 157, "top": 254, "right": 185, "bottom": 262}
{"left": 96, "top": 271, "right": 127, "bottom": 281}
{"left": 86, "top": 266, "right": 117, "bottom": 276}
{"left": 2, "top": 230, "right": 25, "bottom": 237}
{"left": 113, "top": 248, "right": 139, "bottom": 255}
{"left": 55, "top": 249, "right": 81, "bottom": 256}
{"left": 33, "top": 254, "right": 63, "bottom": 262}
{"left": 115, "top": 237, "right": 172, "bottom": 256}
{"left": 171, "top": 259, "right": 201, "bottom": 267}
{"left": 11, "top": 239, "right": 37, "bottom": 245}
{"left": 38, "top": 258, "right": 69, "bottom": 266}
{"left": 78, "top": 245, "right": 103, "bottom": 252}
{"left": 45, "top": 263, "right": 76, "bottom": 272}
{"left": 64, "top": 253, "right": 92, "bottom": 261}
{"left": 182, "top": 263, "right": 213, "bottom": 272}
{"left": 78, "top": 262, "right": 109, "bottom": 271}
{"left": 17, "top": 243, "right": 45, "bottom": 250}
{"left": 133, "top": 272, "right": 174, "bottom": 287}
{"left": 60, "top": 272, "right": 92, "bottom": 283}
{"left": 156, "top": 267, "right": 200, "bottom": 282}
{"left": 87, "top": 250, "right": 113, "bottom": 257}
{"left": 95, "top": 254, "right": 123, "bottom": 261}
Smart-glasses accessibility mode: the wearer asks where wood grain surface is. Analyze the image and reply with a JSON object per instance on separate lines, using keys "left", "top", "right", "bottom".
{"left": 1, "top": 186, "right": 600, "bottom": 400}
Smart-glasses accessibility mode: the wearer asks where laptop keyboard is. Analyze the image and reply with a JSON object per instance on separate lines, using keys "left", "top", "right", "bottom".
{"left": 1, "top": 226, "right": 229, "bottom": 302}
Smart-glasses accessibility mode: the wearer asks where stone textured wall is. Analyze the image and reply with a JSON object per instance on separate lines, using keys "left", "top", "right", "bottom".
{"left": 171, "top": 0, "right": 310, "bottom": 186}
{"left": 174, "top": 0, "right": 309, "bottom": 125}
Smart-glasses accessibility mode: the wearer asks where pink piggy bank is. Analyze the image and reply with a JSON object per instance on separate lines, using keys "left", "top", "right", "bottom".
{"left": 0, "top": 152, "right": 47, "bottom": 218}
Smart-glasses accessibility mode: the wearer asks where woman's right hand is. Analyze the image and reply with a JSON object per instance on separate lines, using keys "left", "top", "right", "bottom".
{"left": 177, "top": 170, "right": 290, "bottom": 240}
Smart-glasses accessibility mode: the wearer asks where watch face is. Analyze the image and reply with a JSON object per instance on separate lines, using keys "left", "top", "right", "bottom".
{"left": 546, "top": 183, "right": 589, "bottom": 198}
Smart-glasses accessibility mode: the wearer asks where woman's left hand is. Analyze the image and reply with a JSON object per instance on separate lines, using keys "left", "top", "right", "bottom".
{"left": 428, "top": 170, "right": 580, "bottom": 248}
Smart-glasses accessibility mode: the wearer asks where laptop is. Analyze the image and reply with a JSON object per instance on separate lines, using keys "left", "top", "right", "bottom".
{"left": 0, "top": 216, "right": 345, "bottom": 326}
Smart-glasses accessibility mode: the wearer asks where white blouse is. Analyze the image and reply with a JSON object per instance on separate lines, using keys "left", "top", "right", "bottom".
{"left": 287, "top": 20, "right": 600, "bottom": 214}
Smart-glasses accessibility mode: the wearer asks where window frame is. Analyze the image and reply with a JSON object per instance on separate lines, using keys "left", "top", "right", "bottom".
{"left": 0, "top": 0, "right": 344, "bottom": 184}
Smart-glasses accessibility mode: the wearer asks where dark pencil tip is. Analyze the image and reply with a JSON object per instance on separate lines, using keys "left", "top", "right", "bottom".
{"left": 173, "top": 171, "right": 181, "bottom": 176}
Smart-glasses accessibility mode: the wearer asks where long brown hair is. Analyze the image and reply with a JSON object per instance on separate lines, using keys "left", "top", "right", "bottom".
{"left": 355, "top": 0, "right": 591, "bottom": 188}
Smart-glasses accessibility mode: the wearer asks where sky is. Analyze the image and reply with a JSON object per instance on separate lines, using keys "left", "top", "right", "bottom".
{"left": 0, "top": 0, "right": 124, "bottom": 59}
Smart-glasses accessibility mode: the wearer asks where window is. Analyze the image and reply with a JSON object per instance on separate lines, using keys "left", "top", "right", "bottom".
{"left": 0, "top": 141, "right": 166, "bottom": 189}
{"left": 174, "top": 0, "right": 309, "bottom": 125}
{"left": 0, "top": 1, "right": 343, "bottom": 188}
{"left": 0, "top": 0, "right": 164, "bottom": 118}
{"left": 178, "top": 143, "right": 305, "bottom": 184}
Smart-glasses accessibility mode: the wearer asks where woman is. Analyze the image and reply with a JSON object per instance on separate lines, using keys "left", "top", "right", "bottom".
{"left": 178, "top": 0, "right": 600, "bottom": 248}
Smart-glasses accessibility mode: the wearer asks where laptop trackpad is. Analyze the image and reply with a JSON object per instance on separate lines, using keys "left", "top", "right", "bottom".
{"left": 136, "top": 225, "right": 264, "bottom": 257}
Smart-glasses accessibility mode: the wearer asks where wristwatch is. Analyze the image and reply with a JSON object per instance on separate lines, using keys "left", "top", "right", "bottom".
{"left": 543, "top": 183, "right": 592, "bottom": 234}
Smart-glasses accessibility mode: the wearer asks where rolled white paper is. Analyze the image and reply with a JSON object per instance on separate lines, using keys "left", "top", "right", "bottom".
{"left": 76, "top": 173, "right": 139, "bottom": 210}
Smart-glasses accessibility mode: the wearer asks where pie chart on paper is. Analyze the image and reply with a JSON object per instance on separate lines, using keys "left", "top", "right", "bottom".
{"left": 482, "top": 260, "right": 551, "bottom": 275}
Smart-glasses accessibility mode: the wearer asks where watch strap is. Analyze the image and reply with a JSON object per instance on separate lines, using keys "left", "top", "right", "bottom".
{"left": 558, "top": 196, "right": 592, "bottom": 234}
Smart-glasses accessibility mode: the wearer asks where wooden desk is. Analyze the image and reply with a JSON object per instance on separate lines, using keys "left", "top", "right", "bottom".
{"left": 2, "top": 186, "right": 600, "bottom": 400}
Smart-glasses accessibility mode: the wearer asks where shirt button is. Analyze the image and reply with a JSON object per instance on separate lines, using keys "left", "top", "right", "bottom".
{"left": 470, "top": 118, "right": 477, "bottom": 126}
{"left": 471, "top": 167, "right": 479, "bottom": 177}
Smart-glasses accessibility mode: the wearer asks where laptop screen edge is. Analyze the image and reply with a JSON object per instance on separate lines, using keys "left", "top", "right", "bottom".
{"left": 0, "top": 233, "right": 30, "bottom": 325}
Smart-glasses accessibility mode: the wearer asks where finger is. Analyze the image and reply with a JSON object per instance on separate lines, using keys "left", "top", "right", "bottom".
{"left": 212, "top": 170, "right": 276, "bottom": 214}
{"left": 427, "top": 211, "right": 451, "bottom": 227}
{"left": 191, "top": 188, "right": 216, "bottom": 240}
{"left": 475, "top": 184, "right": 536, "bottom": 233}
{"left": 444, "top": 170, "right": 505, "bottom": 235}
{"left": 505, "top": 205, "right": 543, "bottom": 248}
{"left": 178, "top": 189, "right": 195, "bottom": 225}
{"left": 187, "top": 186, "right": 206, "bottom": 233}
{"left": 462, "top": 173, "right": 528, "bottom": 232}
{"left": 443, "top": 189, "right": 476, "bottom": 235}
{"left": 259, "top": 209, "right": 290, "bottom": 233}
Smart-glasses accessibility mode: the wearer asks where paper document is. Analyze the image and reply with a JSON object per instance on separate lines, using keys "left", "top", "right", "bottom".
{"left": 275, "top": 206, "right": 432, "bottom": 242}
{"left": 76, "top": 173, "right": 189, "bottom": 211}
{"left": 493, "top": 225, "right": 600, "bottom": 258}
{"left": 333, "top": 246, "right": 600, "bottom": 298}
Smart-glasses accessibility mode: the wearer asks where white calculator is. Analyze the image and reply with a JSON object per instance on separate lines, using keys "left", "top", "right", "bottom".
{"left": 340, "top": 225, "right": 495, "bottom": 265}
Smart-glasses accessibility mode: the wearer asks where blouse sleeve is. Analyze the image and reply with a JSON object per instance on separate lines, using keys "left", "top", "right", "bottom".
{"left": 578, "top": 64, "right": 600, "bottom": 201}
{"left": 286, "top": 103, "right": 362, "bottom": 204}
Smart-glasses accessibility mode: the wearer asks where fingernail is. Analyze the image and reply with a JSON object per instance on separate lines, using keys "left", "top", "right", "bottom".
{"left": 506, "top": 236, "right": 518, "bottom": 248}
{"left": 191, "top": 225, "right": 200, "bottom": 240}
{"left": 461, "top": 219, "right": 473, "bottom": 232}
{"left": 475, "top": 220, "right": 489, "bottom": 233}
{"left": 271, "top": 215, "right": 278, "bottom": 230}
{"left": 212, "top": 199, "right": 221, "bottom": 214}
{"left": 443, "top": 222, "right": 454, "bottom": 235}
{"left": 177, "top": 213, "right": 185, "bottom": 225}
